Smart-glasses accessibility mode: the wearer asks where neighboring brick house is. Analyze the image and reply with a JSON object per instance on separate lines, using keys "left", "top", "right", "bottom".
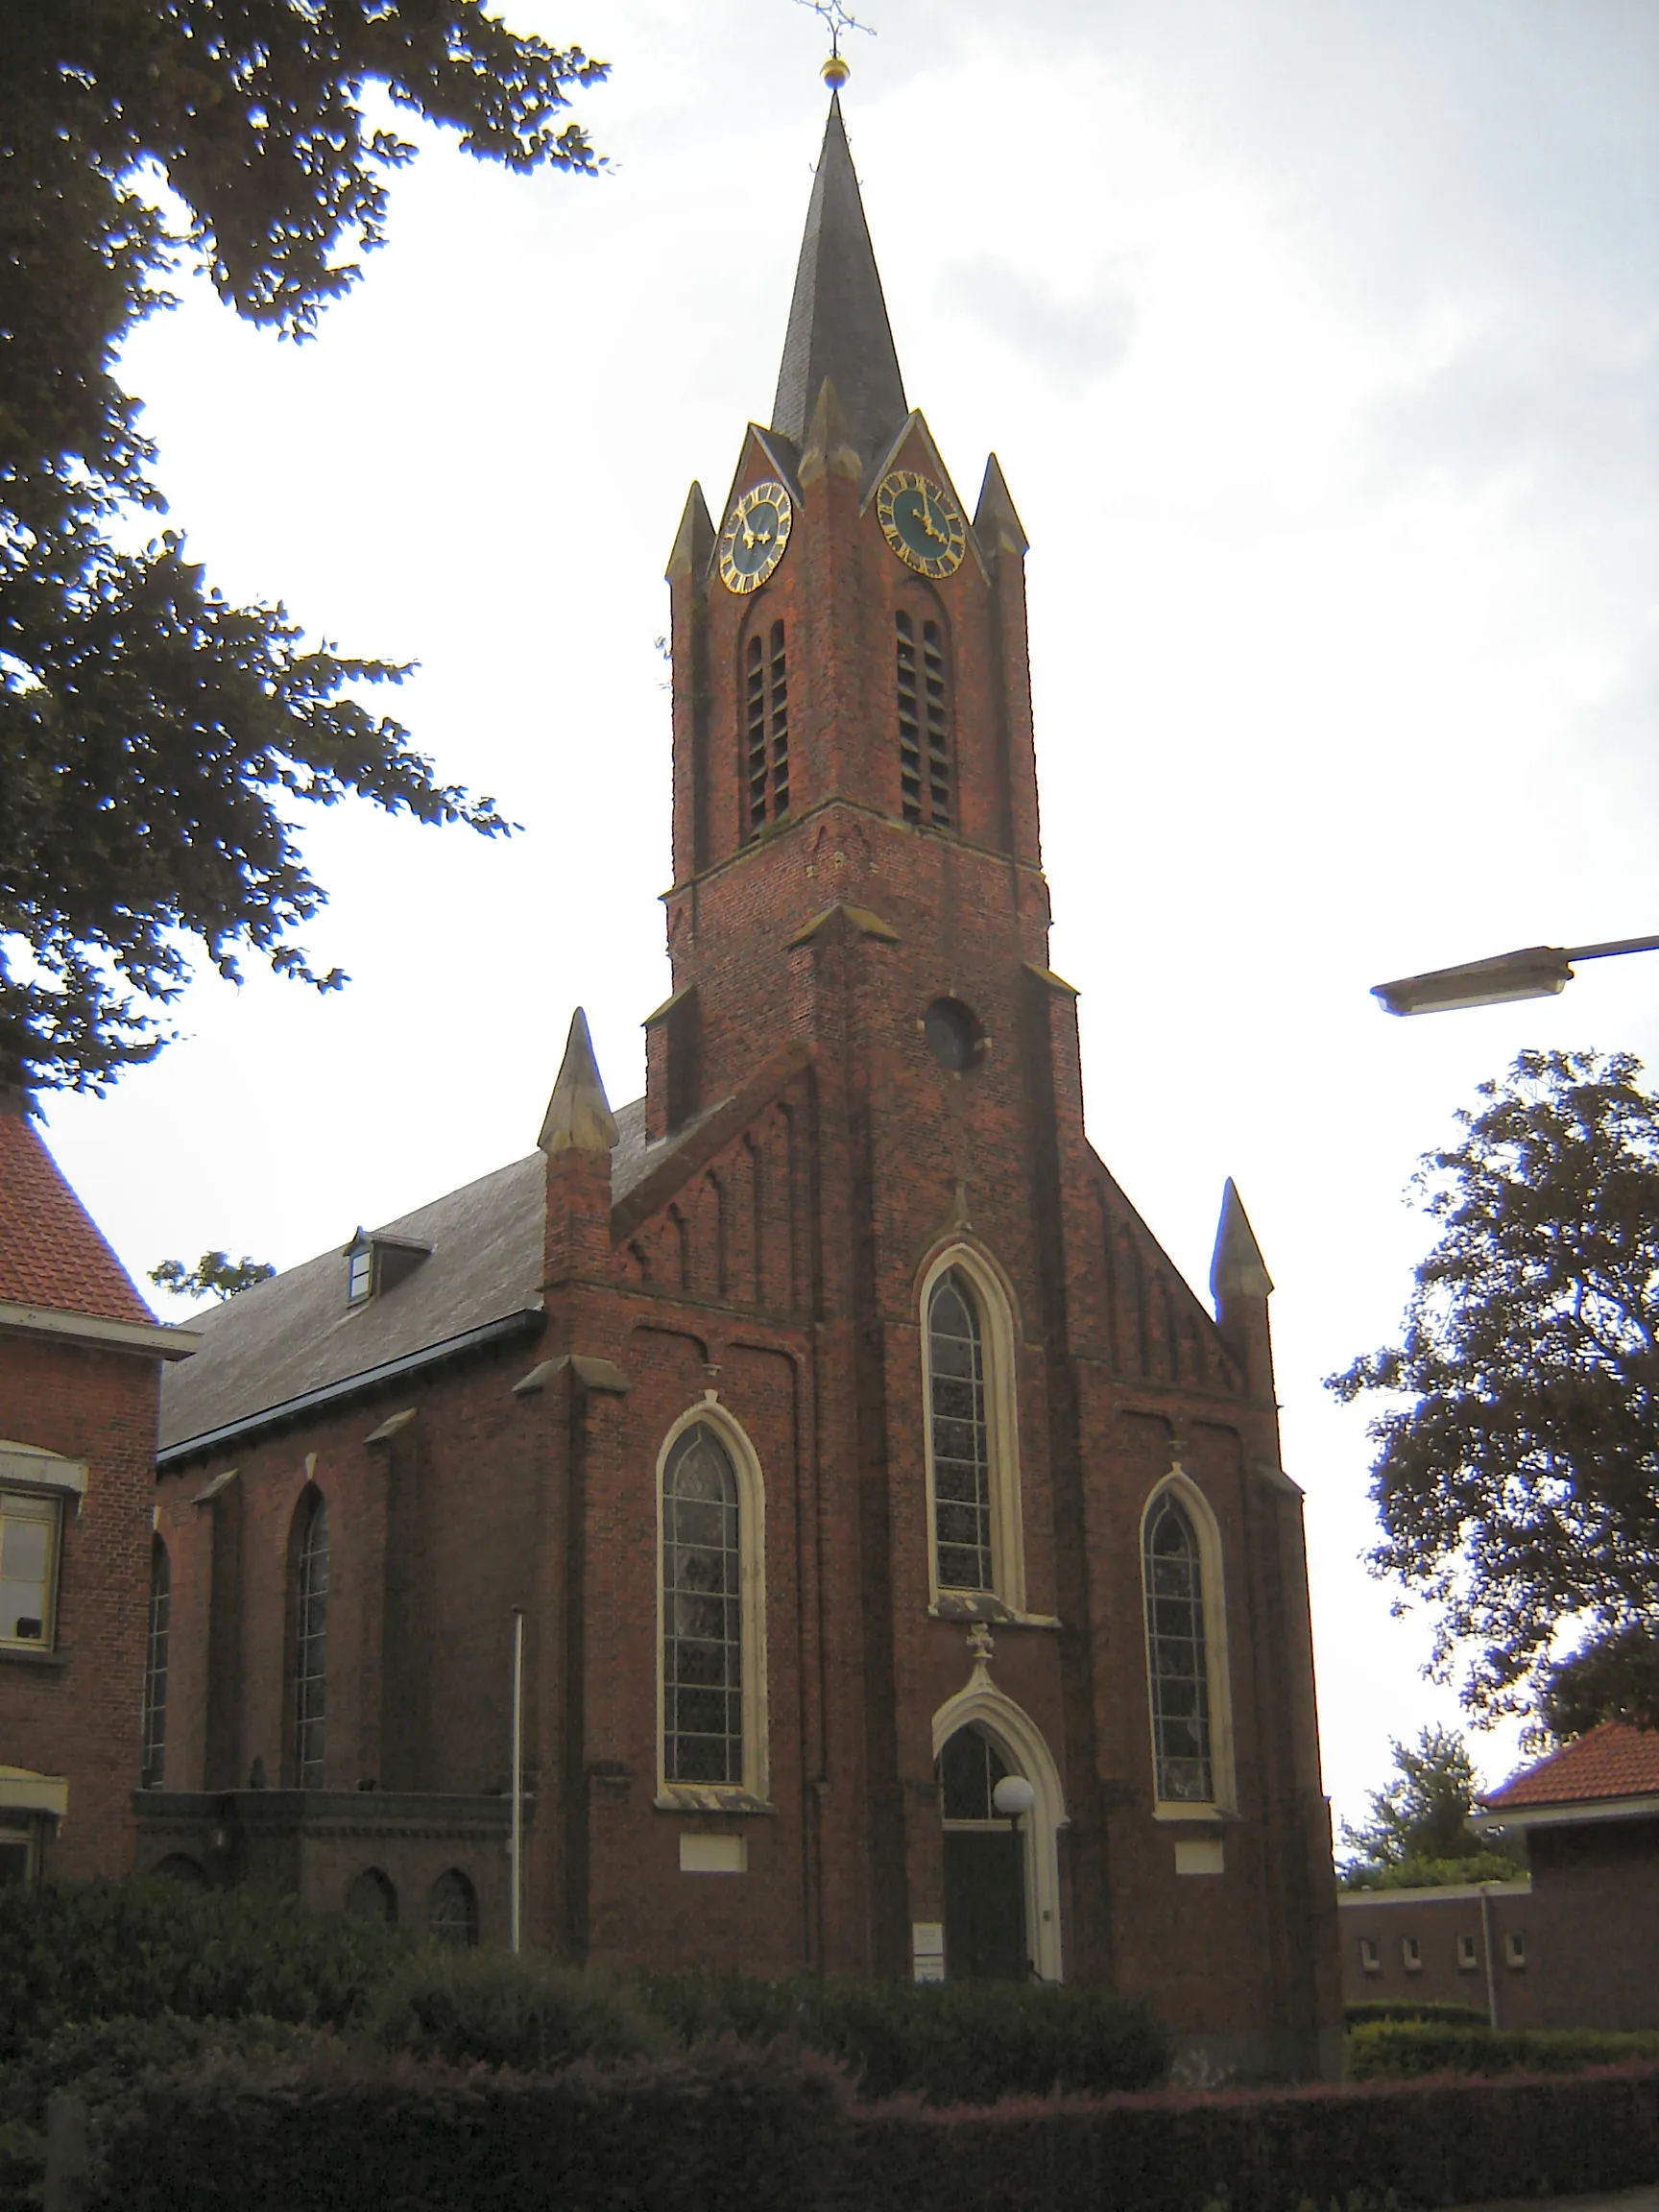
{"left": 0, "top": 1086, "right": 196, "bottom": 1884}
{"left": 136, "top": 91, "right": 1342, "bottom": 2077}
{"left": 1337, "top": 1878, "right": 1533, "bottom": 2025}
{"left": 1473, "top": 1722, "right": 1659, "bottom": 2031}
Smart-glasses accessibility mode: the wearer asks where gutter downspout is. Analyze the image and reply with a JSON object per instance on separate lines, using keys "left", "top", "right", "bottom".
{"left": 1479, "top": 1884, "right": 1500, "bottom": 2028}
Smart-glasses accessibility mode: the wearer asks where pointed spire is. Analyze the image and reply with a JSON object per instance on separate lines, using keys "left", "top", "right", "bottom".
{"left": 665, "top": 481, "right": 714, "bottom": 583}
{"left": 974, "top": 453, "right": 1029, "bottom": 558}
{"left": 771, "top": 94, "right": 907, "bottom": 470}
{"left": 1210, "top": 1179, "right": 1273, "bottom": 1303}
{"left": 539, "top": 1009, "right": 618, "bottom": 1156}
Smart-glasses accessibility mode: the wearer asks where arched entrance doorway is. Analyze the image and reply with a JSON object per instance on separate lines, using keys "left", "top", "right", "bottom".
{"left": 930, "top": 1676, "right": 1067, "bottom": 1983}
{"left": 937, "top": 1725, "right": 1027, "bottom": 1981}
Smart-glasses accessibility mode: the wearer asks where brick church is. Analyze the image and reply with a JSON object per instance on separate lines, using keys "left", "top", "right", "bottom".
{"left": 139, "top": 88, "right": 1341, "bottom": 2075}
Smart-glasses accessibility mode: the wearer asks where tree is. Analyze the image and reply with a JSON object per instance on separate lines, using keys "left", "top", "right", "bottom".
{"left": 149, "top": 1251, "right": 276, "bottom": 1305}
{"left": 1330, "top": 1048, "right": 1659, "bottom": 1735}
{"left": 1, "top": 4, "right": 608, "bottom": 1097}
{"left": 1338, "top": 1725, "right": 1521, "bottom": 1890}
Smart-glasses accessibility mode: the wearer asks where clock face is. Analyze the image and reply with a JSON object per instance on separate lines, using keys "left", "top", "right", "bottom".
{"left": 877, "top": 470, "right": 967, "bottom": 578}
{"left": 717, "top": 480, "right": 793, "bottom": 594}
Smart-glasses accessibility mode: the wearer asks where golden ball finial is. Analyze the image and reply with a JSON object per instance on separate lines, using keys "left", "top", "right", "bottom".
{"left": 821, "top": 52, "right": 850, "bottom": 90}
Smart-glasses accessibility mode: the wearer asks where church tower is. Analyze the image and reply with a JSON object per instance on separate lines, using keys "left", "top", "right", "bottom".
{"left": 144, "top": 74, "right": 1341, "bottom": 2082}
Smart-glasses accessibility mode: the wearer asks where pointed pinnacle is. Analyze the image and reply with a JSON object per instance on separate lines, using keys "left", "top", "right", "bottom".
{"left": 974, "top": 453, "right": 1029, "bottom": 558}
{"left": 665, "top": 481, "right": 714, "bottom": 584}
{"left": 800, "top": 375, "right": 861, "bottom": 484}
{"left": 771, "top": 94, "right": 907, "bottom": 468}
{"left": 539, "top": 1009, "right": 619, "bottom": 1156}
{"left": 1211, "top": 1178, "right": 1273, "bottom": 1303}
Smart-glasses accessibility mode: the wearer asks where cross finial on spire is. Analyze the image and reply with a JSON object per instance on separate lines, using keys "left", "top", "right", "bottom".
{"left": 796, "top": 0, "right": 874, "bottom": 86}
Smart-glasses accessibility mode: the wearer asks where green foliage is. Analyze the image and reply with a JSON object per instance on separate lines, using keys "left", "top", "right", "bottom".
{"left": 363, "top": 1948, "right": 666, "bottom": 2071}
{"left": 149, "top": 1250, "right": 276, "bottom": 1303}
{"left": 636, "top": 1969, "right": 1171, "bottom": 2104}
{"left": 0, "top": 2014, "right": 329, "bottom": 2212}
{"left": 83, "top": 2056, "right": 1659, "bottom": 2212}
{"left": 1543, "top": 1622, "right": 1659, "bottom": 1739}
{"left": 98, "top": 2042, "right": 849, "bottom": 2212}
{"left": 0, "top": 4, "right": 608, "bottom": 1095}
{"left": 1344, "top": 2001, "right": 1490, "bottom": 2029}
{"left": 1337, "top": 1726, "right": 1520, "bottom": 1887}
{"left": 1346, "top": 2017, "right": 1659, "bottom": 2081}
{"left": 1328, "top": 1049, "right": 1659, "bottom": 1727}
{"left": 0, "top": 1878, "right": 407, "bottom": 2059}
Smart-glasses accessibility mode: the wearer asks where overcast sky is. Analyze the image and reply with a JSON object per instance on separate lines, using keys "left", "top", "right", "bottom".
{"left": 41, "top": 0, "right": 1659, "bottom": 1836}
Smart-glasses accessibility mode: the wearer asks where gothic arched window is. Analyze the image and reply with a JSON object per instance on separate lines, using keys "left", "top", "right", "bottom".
{"left": 141, "top": 1538, "right": 170, "bottom": 1788}
{"left": 897, "top": 610, "right": 951, "bottom": 830}
{"left": 661, "top": 1423, "right": 742, "bottom": 1785}
{"left": 743, "top": 620, "right": 789, "bottom": 839}
{"left": 428, "top": 1867, "right": 478, "bottom": 1946}
{"left": 1141, "top": 1483, "right": 1233, "bottom": 1809}
{"left": 293, "top": 1490, "right": 329, "bottom": 1789}
{"left": 923, "top": 1253, "right": 1025, "bottom": 1610}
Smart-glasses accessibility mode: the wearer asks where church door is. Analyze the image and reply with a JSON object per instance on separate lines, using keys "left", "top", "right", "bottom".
{"left": 937, "top": 1726, "right": 1028, "bottom": 1981}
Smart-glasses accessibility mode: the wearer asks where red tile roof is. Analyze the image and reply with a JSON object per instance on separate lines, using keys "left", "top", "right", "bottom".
{"left": 1483, "top": 1720, "right": 1659, "bottom": 1810}
{"left": 0, "top": 1108, "right": 155, "bottom": 1326}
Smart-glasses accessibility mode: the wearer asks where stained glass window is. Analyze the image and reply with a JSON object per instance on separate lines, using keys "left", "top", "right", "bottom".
{"left": 1142, "top": 1491, "right": 1213, "bottom": 1803}
{"left": 662, "top": 1424, "right": 743, "bottom": 1785}
{"left": 929, "top": 1270, "right": 993, "bottom": 1591}
{"left": 295, "top": 1494, "right": 328, "bottom": 1789}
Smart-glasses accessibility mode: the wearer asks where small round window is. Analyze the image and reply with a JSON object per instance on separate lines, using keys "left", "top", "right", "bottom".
{"left": 924, "top": 998, "right": 979, "bottom": 1072}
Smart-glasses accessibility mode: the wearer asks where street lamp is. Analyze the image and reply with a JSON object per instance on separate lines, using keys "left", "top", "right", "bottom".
{"left": 1372, "top": 933, "right": 1659, "bottom": 1018}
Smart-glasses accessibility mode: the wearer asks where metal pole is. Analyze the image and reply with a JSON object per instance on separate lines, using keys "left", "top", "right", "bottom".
{"left": 511, "top": 1608, "right": 524, "bottom": 1956}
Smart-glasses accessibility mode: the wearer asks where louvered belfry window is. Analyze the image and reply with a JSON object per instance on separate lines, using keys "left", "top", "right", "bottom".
{"left": 295, "top": 1493, "right": 329, "bottom": 1788}
{"left": 743, "top": 621, "right": 789, "bottom": 839}
{"left": 662, "top": 1424, "right": 743, "bottom": 1784}
{"left": 929, "top": 1269, "right": 993, "bottom": 1590}
{"left": 897, "top": 610, "right": 951, "bottom": 829}
{"left": 1142, "top": 1492, "right": 1213, "bottom": 1803}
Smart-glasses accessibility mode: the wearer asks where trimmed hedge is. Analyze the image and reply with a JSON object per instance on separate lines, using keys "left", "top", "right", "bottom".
{"left": 364, "top": 1949, "right": 668, "bottom": 2070}
{"left": 636, "top": 1970, "right": 1171, "bottom": 2104}
{"left": 1348, "top": 2017, "right": 1659, "bottom": 2080}
{"left": 0, "top": 1879, "right": 406, "bottom": 2056}
{"left": 1344, "top": 2001, "right": 1489, "bottom": 2030}
{"left": 83, "top": 2056, "right": 1659, "bottom": 2212}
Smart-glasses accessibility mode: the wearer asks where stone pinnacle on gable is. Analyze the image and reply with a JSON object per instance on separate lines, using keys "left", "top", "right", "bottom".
{"left": 974, "top": 453, "right": 1029, "bottom": 559}
{"left": 539, "top": 1008, "right": 618, "bottom": 1156}
{"left": 770, "top": 92, "right": 908, "bottom": 471}
{"left": 1210, "top": 1178, "right": 1274, "bottom": 1305}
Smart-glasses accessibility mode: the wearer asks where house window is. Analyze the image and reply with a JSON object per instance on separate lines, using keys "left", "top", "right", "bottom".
{"left": 294, "top": 1492, "right": 329, "bottom": 1788}
{"left": 743, "top": 621, "right": 789, "bottom": 838}
{"left": 897, "top": 611, "right": 952, "bottom": 828}
{"left": 1504, "top": 1930, "right": 1527, "bottom": 1969}
{"left": 662, "top": 1424, "right": 743, "bottom": 1785}
{"left": 347, "top": 1238, "right": 374, "bottom": 1304}
{"left": 1358, "top": 1936, "right": 1381, "bottom": 1975}
{"left": 1142, "top": 1491, "right": 1213, "bottom": 1805}
{"left": 1402, "top": 1935, "right": 1423, "bottom": 1974}
{"left": 141, "top": 1539, "right": 170, "bottom": 1787}
{"left": 0, "top": 1490, "right": 60, "bottom": 1647}
{"left": 928, "top": 1269, "right": 993, "bottom": 1592}
{"left": 1456, "top": 1932, "right": 1479, "bottom": 1972}
{"left": 428, "top": 1867, "right": 478, "bottom": 1946}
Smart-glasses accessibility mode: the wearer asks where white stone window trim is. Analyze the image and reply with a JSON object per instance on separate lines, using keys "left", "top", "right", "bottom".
{"left": 918, "top": 1242, "right": 1026, "bottom": 1616}
{"left": 1140, "top": 1467, "right": 1238, "bottom": 1821}
{"left": 0, "top": 1441, "right": 88, "bottom": 1498}
{"left": 654, "top": 1398, "right": 771, "bottom": 1808}
{"left": 931, "top": 1676, "right": 1067, "bottom": 1984}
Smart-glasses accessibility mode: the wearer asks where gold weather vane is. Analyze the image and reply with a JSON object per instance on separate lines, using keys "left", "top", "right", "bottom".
{"left": 796, "top": 0, "right": 874, "bottom": 87}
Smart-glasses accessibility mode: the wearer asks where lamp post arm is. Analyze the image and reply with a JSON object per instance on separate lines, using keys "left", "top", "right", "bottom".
{"left": 1372, "top": 932, "right": 1659, "bottom": 1017}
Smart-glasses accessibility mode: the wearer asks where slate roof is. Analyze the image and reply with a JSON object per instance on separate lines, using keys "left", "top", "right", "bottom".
{"left": 770, "top": 93, "right": 908, "bottom": 473}
{"left": 0, "top": 1105, "right": 155, "bottom": 1327}
{"left": 1483, "top": 1721, "right": 1659, "bottom": 1811}
{"left": 157, "top": 1098, "right": 672, "bottom": 1456}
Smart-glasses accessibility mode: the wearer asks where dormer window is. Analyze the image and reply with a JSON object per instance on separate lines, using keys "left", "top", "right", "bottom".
{"left": 343, "top": 1230, "right": 430, "bottom": 1307}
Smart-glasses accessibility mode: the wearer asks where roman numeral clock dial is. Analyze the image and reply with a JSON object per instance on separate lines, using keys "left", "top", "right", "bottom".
{"left": 877, "top": 469, "right": 967, "bottom": 578}
{"left": 717, "top": 480, "right": 794, "bottom": 593}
